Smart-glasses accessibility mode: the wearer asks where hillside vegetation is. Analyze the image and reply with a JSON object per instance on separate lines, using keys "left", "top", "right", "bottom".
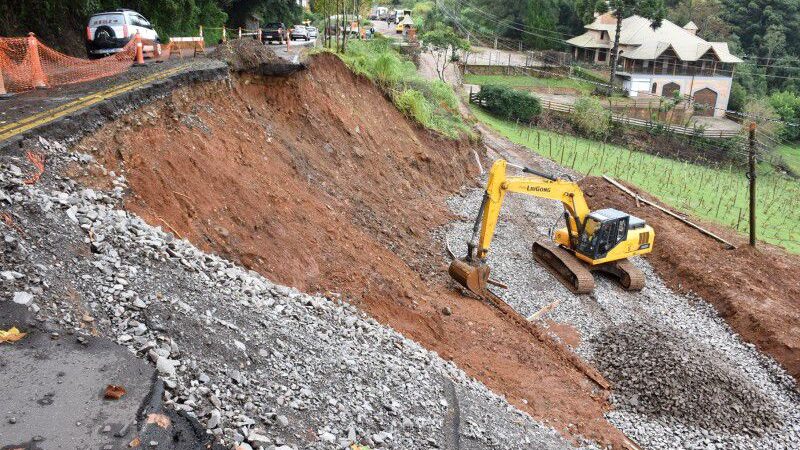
{"left": 472, "top": 106, "right": 800, "bottom": 253}
{"left": 335, "top": 37, "right": 471, "bottom": 139}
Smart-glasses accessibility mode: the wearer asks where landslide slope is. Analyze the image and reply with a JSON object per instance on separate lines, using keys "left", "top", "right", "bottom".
{"left": 74, "top": 53, "right": 629, "bottom": 446}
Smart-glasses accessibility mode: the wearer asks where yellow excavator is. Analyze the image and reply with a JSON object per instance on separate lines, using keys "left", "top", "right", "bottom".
{"left": 449, "top": 159, "right": 655, "bottom": 295}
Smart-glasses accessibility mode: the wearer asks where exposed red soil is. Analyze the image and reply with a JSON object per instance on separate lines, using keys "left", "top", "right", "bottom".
{"left": 73, "top": 53, "right": 633, "bottom": 447}
{"left": 580, "top": 176, "right": 800, "bottom": 383}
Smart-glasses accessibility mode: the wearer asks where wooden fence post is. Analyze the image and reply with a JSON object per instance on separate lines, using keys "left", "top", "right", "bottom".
{"left": 748, "top": 122, "right": 757, "bottom": 247}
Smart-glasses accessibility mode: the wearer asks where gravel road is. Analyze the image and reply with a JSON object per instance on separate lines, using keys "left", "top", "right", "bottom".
{"left": 445, "top": 125, "right": 800, "bottom": 449}
{"left": 0, "top": 137, "right": 587, "bottom": 449}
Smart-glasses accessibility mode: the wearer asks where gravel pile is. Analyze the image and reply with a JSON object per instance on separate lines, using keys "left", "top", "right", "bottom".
{"left": 445, "top": 134, "right": 800, "bottom": 449}
{"left": 0, "top": 138, "right": 579, "bottom": 450}
{"left": 591, "top": 322, "right": 782, "bottom": 435}
{"left": 210, "top": 39, "right": 285, "bottom": 72}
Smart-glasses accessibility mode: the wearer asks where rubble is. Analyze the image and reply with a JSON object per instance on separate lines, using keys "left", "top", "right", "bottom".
{"left": 0, "top": 141, "right": 580, "bottom": 449}
{"left": 445, "top": 131, "right": 800, "bottom": 449}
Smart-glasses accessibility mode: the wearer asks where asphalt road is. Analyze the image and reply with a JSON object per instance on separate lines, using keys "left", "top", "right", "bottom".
{"left": 0, "top": 59, "right": 188, "bottom": 130}
{"left": 0, "top": 301, "right": 214, "bottom": 450}
{"left": 0, "top": 35, "right": 315, "bottom": 146}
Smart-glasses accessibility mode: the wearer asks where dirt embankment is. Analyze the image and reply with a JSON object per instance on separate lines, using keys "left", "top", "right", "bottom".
{"left": 73, "top": 53, "right": 631, "bottom": 447}
{"left": 580, "top": 176, "right": 800, "bottom": 382}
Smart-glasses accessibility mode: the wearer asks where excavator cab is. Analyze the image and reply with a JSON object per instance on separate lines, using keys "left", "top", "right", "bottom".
{"left": 575, "top": 209, "right": 632, "bottom": 260}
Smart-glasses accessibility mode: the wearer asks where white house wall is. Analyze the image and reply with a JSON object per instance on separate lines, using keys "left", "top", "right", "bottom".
{"left": 624, "top": 74, "right": 732, "bottom": 117}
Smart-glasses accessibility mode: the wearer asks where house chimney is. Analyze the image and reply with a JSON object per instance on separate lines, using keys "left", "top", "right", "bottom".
{"left": 684, "top": 21, "right": 698, "bottom": 35}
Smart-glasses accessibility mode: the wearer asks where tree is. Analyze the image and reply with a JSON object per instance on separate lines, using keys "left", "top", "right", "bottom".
{"left": 580, "top": 0, "right": 666, "bottom": 94}
{"left": 524, "top": 0, "right": 559, "bottom": 49}
{"left": 722, "top": 0, "right": 800, "bottom": 71}
{"left": 769, "top": 91, "right": 800, "bottom": 140}
{"left": 421, "top": 25, "right": 470, "bottom": 82}
{"left": 762, "top": 25, "right": 787, "bottom": 69}
{"left": 667, "top": 0, "right": 730, "bottom": 41}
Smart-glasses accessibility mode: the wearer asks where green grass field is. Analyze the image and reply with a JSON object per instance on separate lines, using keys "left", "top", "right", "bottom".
{"left": 464, "top": 74, "right": 595, "bottom": 96}
{"left": 472, "top": 106, "right": 800, "bottom": 253}
{"left": 776, "top": 144, "right": 800, "bottom": 175}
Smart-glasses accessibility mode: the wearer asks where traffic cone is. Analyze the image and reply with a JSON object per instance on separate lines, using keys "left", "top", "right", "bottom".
{"left": 0, "top": 66, "right": 11, "bottom": 98}
{"left": 133, "top": 32, "right": 146, "bottom": 66}
{"left": 27, "top": 33, "right": 48, "bottom": 89}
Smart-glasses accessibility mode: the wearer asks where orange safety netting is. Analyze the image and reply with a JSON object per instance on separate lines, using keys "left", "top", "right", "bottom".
{"left": 0, "top": 34, "right": 136, "bottom": 93}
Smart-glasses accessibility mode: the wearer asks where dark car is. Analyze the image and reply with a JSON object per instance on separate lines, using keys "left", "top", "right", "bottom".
{"left": 262, "top": 22, "right": 285, "bottom": 44}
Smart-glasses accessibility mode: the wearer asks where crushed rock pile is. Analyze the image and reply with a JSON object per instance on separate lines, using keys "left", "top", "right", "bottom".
{"left": 591, "top": 322, "right": 782, "bottom": 434}
{"left": 0, "top": 137, "right": 582, "bottom": 450}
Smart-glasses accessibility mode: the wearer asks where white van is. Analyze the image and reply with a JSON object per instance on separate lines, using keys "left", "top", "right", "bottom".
{"left": 86, "top": 9, "right": 160, "bottom": 59}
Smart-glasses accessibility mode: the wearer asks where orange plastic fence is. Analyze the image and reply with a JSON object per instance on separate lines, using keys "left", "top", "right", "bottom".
{"left": 0, "top": 33, "right": 136, "bottom": 93}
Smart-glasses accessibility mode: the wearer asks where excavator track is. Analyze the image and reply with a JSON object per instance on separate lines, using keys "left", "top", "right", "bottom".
{"left": 531, "top": 239, "right": 595, "bottom": 294}
{"left": 594, "top": 258, "right": 646, "bottom": 291}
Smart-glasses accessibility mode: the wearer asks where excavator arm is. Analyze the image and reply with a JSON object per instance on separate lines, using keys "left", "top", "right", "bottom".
{"left": 465, "top": 159, "right": 590, "bottom": 262}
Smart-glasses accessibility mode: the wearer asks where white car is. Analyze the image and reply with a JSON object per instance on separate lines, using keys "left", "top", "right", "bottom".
{"left": 290, "top": 25, "right": 310, "bottom": 41}
{"left": 306, "top": 26, "right": 318, "bottom": 39}
{"left": 85, "top": 9, "right": 159, "bottom": 59}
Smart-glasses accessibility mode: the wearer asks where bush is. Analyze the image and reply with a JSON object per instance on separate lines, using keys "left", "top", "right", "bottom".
{"left": 571, "top": 97, "right": 611, "bottom": 138}
{"left": 745, "top": 98, "right": 784, "bottom": 139}
{"left": 769, "top": 91, "right": 800, "bottom": 141}
{"left": 476, "top": 84, "right": 541, "bottom": 122}
{"left": 336, "top": 38, "right": 471, "bottom": 139}
{"left": 426, "top": 80, "right": 458, "bottom": 110}
{"left": 394, "top": 89, "right": 433, "bottom": 126}
{"left": 728, "top": 82, "right": 747, "bottom": 112}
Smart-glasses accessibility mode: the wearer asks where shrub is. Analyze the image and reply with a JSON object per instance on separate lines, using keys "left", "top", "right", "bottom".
{"left": 571, "top": 97, "right": 611, "bottom": 138}
{"left": 728, "top": 82, "right": 747, "bottom": 112}
{"left": 394, "top": 89, "right": 433, "bottom": 127}
{"left": 426, "top": 80, "right": 458, "bottom": 110}
{"left": 769, "top": 91, "right": 800, "bottom": 141}
{"left": 477, "top": 84, "right": 541, "bottom": 122}
{"left": 336, "top": 38, "right": 470, "bottom": 139}
{"left": 745, "top": 98, "right": 784, "bottom": 139}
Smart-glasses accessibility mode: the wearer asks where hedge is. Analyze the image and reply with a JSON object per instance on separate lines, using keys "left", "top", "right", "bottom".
{"left": 476, "top": 84, "right": 541, "bottom": 122}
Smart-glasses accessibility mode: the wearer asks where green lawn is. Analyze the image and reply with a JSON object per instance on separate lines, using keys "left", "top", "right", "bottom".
{"left": 464, "top": 74, "right": 595, "bottom": 96}
{"left": 776, "top": 144, "right": 800, "bottom": 175}
{"left": 472, "top": 106, "right": 800, "bottom": 253}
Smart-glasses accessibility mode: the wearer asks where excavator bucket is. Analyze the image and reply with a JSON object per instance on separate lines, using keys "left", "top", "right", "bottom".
{"left": 448, "top": 259, "right": 491, "bottom": 296}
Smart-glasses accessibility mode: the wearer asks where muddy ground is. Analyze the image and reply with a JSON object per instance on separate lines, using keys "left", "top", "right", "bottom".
{"left": 580, "top": 176, "right": 800, "bottom": 382}
{"left": 70, "top": 53, "right": 633, "bottom": 446}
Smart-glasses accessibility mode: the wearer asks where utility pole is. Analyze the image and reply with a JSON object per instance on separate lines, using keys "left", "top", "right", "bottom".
{"left": 748, "top": 122, "right": 757, "bottom": 247}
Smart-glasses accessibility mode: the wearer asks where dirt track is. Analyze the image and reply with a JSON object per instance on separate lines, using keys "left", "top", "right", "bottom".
{"left": 71, "top": 53, "right": 635, "bottom": 447}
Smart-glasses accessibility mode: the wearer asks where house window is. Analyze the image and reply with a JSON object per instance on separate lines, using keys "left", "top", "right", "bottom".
{"left": 651, "top": 82, "right": 657, "bottom": 94}
{"left": 598, "top": 48, "right": 607, "bottom": 62}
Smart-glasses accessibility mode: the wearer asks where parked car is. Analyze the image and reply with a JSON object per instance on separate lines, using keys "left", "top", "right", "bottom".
{"left": 306, "top": 26, "right": 319, "bottom": 39}
{"left": 262, "top": 22, "right": 285, "bottom": 44}
{"left": 85, "top": 9, "right": 159, "bottom": 59}
{"left": 290, "top": 25, "right": 310, "bottom": 41}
